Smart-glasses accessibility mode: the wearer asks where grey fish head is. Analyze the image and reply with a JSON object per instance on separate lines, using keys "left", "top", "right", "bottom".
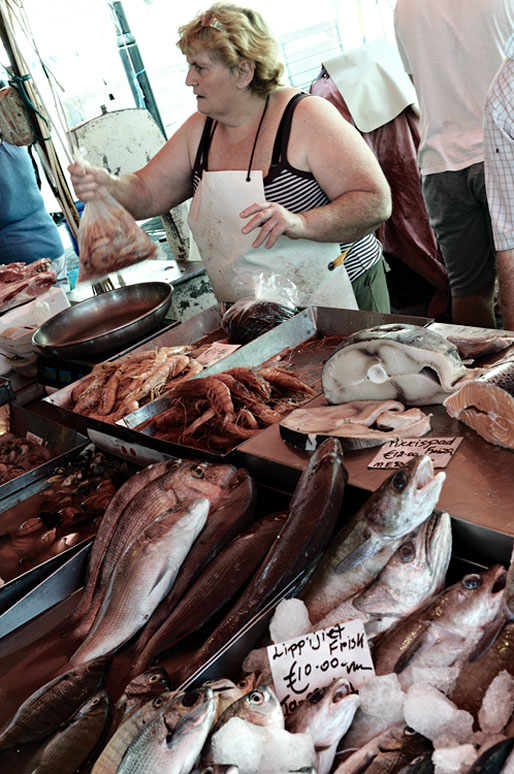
{"left": 367, "top": 455, "right": 445, "bottom": 539}
{"left": 334, "top": 456, "right": 445, "bottom": 576}
{"left": 218, "top": 685, "right": 284, "bottom": 730}
{"left": 165, "top": 686, "right": 216, "bottom": 752}
{"left": 428, "top": 564, "right": 506, "bottom": 633}
{"left": 121, "top": 667, "right": 171, "bottom": 699}
{"left": 286, "top": 678, "right": 360, "bottom": 747}
{"left": 75, "top": 688, "right": 112, "bottom": 720}
{"left": 353, "top": 510, "right": 452, "bottom": 617}
{"left": 176, "top": 460, "right": 237, "bottom": 505}
{"left": 397, "top": 752, "right": 434, "bottom": 773}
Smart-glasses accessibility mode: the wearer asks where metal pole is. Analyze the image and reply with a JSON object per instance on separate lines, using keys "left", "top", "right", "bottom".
{"left": 108, "top": 1, "right": 167, "bottom": 139}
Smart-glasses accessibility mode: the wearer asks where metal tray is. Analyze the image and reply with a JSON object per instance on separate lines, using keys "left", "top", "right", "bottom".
{"left": 0, "top": 442, "right": 138, "bottom": 616}
{"left": 39, "top": 304, "right": 228, "bottom": 438}
{"left": 0, "top": 403, "right": 87, "bottom": 503}
{"left": 32, "top": 282, "right": 173, "bottom": 359}
{"left": 117, "top": 307, "right": 433, "bottom": 462}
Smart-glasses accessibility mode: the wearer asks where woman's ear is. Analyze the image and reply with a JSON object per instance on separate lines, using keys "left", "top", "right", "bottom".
{"left": 235, "top": 59, "right": 255, "bottom": 89}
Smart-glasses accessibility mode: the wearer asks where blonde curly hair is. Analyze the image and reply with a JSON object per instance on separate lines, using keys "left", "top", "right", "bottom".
{"left": 178, "top": 3, "right": 284, "bottom": 97}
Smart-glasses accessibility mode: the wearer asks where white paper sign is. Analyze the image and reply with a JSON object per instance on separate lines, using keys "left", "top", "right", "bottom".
{"left": 267, "top": 620, "right": 375, "bottom": 715}
{"left": 195, "top": 342, "right": 240, "bottom": 367}
{"left": 368, "top": 436, "right": 463, "bottom": 469}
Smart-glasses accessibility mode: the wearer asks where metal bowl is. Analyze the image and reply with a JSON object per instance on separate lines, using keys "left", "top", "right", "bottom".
{"left": 32, "top": 282, "right": 173, "bottom": 360}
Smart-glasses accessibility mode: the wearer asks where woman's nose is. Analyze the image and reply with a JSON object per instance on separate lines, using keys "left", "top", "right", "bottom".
{"left": 185, "top": 67, "right": 196, "bottom": 87}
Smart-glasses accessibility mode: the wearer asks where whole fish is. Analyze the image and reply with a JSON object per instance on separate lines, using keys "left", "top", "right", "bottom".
{"left": 68, "top": 458, "right": 183, "bottom": 631}
{"left": 286, "top": 679, "right": 360, "bottom": 774}
{"left": 117, "top": 686, "right": 216, "bottom": 774}
{"left": 201, "top": 685, "right": 284, "bottom": 765}
{"left": 314, "top": 511, "right": 452, "bottom": 638}
{"left": 302, "top": 454, "right": 446, "bottom": 625}
{"left": 132, "top": 468, "right": 257, "bottom": 667}
{"left": 131, "top": 511, "right": 287, "bottom": 675}
{"left": 0, "top": 658, "right": 108, "bottom": 750}
{"left": 70, "top": 497, "right": 210, "bottom": 665}
{"left": 92, "top": 690, "right": 200, "bottom": 774}
{"left": 333, "top": 724, "right": 433, "bottom": 774}
{"left": 172, "top": 438, "right": 347, "bottom": 686}
{"left": 450, "top": 551, "right": 514, "bottom": 720}
{"left": 74, "top": 459, "right": 236, "bottom": 639}
{"left": 112, "top": 667, "right": 171, "bottom": 732}
{"left": 29, "top": 690, "right": 111, "bottom": 774}
{"left": 372, "top": 565, "right": 507, "bottom": 678}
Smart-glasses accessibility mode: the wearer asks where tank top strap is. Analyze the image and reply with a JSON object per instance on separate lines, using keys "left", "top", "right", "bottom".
{"left": 192, "top": 116, "right": 218, "bottom": 177}
{"left": 270, "top": 92, "right": 310, "bottom": 167}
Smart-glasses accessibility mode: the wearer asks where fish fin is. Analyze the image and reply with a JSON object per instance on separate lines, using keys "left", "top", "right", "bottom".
{"left": 468, "top": 616, "right": 506, "bottom": 663}
{"left": 334, "top": 536, "right": 381, "bottom": 575}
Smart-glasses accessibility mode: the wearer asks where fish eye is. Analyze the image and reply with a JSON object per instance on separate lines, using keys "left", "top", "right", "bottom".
{"left": 308, "top": 687, "right": 325, "bottom": 704}
{"left": 238, "top": 678, "right": 250, "bottom": 689}
{"left": 192, "top": 464, "right": 206, "bottom": 478}
{"left": 248, "top": 690, "right": 265, "bottom": 705}
{"left": 153, "top": 696, "right": 164, "bottom": 707}
{"left": 404, "top": 726, "right": 417, "bottom": 736}
{"left": 391, "top": 471, "right": 409, "bottom": 491}
{"left": 462, "top": 573, "right": 482, "bottom": 589}
{"left": 399, "top": 542, "right": 416, "bottom": 562}
{"left": 333, "top": 683, "right": 352, "bottom": 702}
{"left": 149, "top": 674, "right": 160, "bottom": 682}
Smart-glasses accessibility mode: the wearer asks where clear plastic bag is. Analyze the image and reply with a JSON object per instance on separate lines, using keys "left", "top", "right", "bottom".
{"left": 221, "top": 270, "right": 298, "bottom": 344}
{"left": 75, "top": 151, "right": 157, "bottom": 282}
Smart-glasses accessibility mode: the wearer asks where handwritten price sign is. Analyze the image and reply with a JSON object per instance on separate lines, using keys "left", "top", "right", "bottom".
{"left": 267, "top": 620, "right": 375, "bottom": 715}
{"left": 368, "top": 437, "right": 463, "bottom": 470}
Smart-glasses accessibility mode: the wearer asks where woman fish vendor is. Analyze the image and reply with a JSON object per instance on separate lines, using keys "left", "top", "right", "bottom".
{"left": 68, "top": 2, "right": 392, "bottom": 311}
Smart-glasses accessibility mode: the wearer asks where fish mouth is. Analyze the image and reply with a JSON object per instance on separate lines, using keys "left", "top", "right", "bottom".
{"left": 412, "top": 455, "right": 446, "bottom": 502}
{"left": 492, "top": 569, "right": 507, "bottom": 595}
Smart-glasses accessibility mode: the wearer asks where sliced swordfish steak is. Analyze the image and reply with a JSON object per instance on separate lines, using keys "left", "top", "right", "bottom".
{"left": 322, "top": 323, "right": 467, "bottom": 406}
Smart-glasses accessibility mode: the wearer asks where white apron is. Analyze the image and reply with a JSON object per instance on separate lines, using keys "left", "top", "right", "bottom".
{"left": 188, "top": 169, "right": 358, "bottom": 309}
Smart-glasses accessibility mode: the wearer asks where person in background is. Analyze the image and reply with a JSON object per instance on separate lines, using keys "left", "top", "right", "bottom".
{"left": 68, "top": 2, "right": 392, "bottom": 312}
{"left": 484, "top": 33, "right": 514, "bottom": 332}
{"left": 394, "top": 0, "right": 514, "bottom": 328}
{"left": 0, "top": 139, "right": 69, "bottom": 289}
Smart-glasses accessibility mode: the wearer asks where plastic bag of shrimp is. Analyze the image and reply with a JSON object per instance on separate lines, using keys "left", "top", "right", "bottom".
{"left": 74, "top": 153, "right": 157, "bottom": 283}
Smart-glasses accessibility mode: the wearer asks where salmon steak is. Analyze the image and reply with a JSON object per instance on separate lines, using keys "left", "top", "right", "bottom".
{"left": 443, "top": 356, "right": 514, "bottom": 450}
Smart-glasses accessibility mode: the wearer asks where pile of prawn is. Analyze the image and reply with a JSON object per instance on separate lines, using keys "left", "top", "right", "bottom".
{"left": 69, "top": 346, "right": 203, "bottom": 423}
{"left": 137, "top": 365, "right": 315, "bottom": 452}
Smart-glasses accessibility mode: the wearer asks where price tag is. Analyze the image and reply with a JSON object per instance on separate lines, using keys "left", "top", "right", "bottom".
{"left": 368, "top": 436, "right": 463, "bottom": 469}
{"left": 195, "top": 342, "right": 240, "bottom": 368}
{"left": 26, "top": 431, "right": 45, "bottom": 446}
{"left": 267, "top": 620, "right": 375, "bottom": 716}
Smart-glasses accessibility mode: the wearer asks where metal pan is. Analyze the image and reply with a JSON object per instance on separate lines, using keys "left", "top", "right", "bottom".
{"left": 32, "top": 281, "right": 173, "bottom": 359}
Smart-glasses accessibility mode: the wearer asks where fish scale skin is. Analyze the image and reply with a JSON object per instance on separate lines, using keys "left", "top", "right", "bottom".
{"left": 69, "top": 498, "right": 210, "bottom": 665}
{"left": 29, "top": 690, "right": 111, "bottom": 774}
{"left": 75, "top": 460, "right": 235, "bottom": 639}
{"left": 69, "top": 460, "right": 181, "bottom": 628}
{"left": 117, "top": 690, "right": 216, "bottom": 774}
{"left": 131, "top": 469, "right": 257, "bottom": 669}
{"left": 0, "top": 659, "right": 108, "bottom": 750}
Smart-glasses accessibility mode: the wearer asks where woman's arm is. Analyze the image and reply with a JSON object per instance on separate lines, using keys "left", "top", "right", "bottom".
{"left": 68, "top": 114, "right": 202, "bottom": 219}
{"left": 241, "top": 95, "right": 391, "bottom": 248}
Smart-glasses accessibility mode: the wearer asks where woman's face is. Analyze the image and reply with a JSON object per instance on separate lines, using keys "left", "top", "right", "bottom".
{"left": 185, "top": 48, "right": 237, "bottom": 117}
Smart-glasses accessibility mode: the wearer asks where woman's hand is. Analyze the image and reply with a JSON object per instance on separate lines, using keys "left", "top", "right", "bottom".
{"left": 67, "top": 162, "right": 116, "bottom": 202}
{"left": 240, "top": 201, "right": 306, "bottom": 249}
